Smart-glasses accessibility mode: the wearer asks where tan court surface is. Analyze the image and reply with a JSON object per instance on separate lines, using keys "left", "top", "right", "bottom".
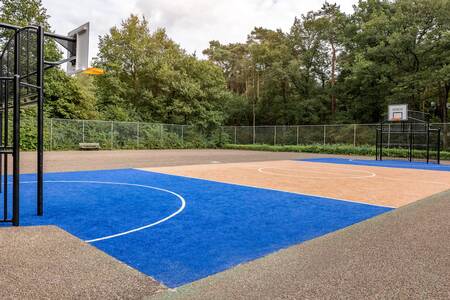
{"left": 140, "top": 160, "right": 450, "bottom": 207}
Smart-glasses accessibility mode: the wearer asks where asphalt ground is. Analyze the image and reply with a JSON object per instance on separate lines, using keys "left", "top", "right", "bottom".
{"left": 15, "top": 149, "right": 364, "bottom": 174}
{"left": 0, "top": 226, "right": 165, "bottom": 299}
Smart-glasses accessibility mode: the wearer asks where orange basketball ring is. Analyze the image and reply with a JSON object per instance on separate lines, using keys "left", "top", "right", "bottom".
{"left": 81, "top": 67, "right": 105, "bottom": 75}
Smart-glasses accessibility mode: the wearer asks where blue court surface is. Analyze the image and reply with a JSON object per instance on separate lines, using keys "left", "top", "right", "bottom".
{"left": 300, "top": 158, "right": 450, "bottom": 172}
{"left": 3, "top": 169, "right": 392, "bottom": 287}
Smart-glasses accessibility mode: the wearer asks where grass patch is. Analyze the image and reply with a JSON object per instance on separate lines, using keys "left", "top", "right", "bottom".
{"left": 223, "top": 143, "right": 450, "bottom": 161}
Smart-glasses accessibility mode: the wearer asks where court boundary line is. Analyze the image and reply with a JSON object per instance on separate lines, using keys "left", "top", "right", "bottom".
{"left": 293, "top": 160, "right": 450, "bottom": 185}
{"left": 134, "top": 168, "right": 395, "bottom": 209}
{"left": 20, "top": 180, "right": 187, "bottom": 243}
{"left": 257, "top": 167, "right": 377, "bottom": 179}
{"left": 299, "top": 158, "right": 450, "bottom": 172}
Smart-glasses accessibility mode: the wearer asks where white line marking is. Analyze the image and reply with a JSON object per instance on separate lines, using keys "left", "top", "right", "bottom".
{"left": 21, "top": 180, "right": 186, "bottom": 243}
{"left": 135, "top": 169, "right": 395, "bottom": 209}
{"left": 257, "top": 167, "right": 376, "bottom": 179}
{"left": 336, "top": 159, "right": 450, "bottom": 170}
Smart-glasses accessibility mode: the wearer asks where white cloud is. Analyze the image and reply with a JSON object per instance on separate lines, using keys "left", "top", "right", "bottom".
{"left": 42, "top": 0, "right": 140, "bottom": 61}
{"left": 42, "top": 0, "right": 357, "bottom": 61}
{"left": 137, "top": 0, "right": 356, "bottom": 56}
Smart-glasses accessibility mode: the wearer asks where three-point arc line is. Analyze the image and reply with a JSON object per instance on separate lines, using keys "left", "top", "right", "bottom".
{"left": 20, "top": 180, "right": 187, "bottom": 243}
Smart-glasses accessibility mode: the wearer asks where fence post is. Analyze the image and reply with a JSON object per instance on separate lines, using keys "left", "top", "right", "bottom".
{"left": 136, "top": 122, "right": 140, "bottom": 149}
{"left": 181, "top": 125, "right": 184, "bottom": 144}
{"left": 50, "top": 118, "right": 53, "bottom": 151}
{"left": 387, "top": 124, "right": 391, "bottom": 148}
{"left": 353, "top": 124, "right": 357, "bottom": 147}
{"left": 323, "top": 125, "right": 326, "bottom": 145}
{"left": 234, "top": 126, "right": 237, "bottom": 144}
{"left": 296, "top": 126, "right": 299, "bottom": 145}
{"left": 253, "top": 126, "right": 256, "bottom": 144}
{"left": 82, "top": 120, "right": 85, "bottom": 143}
{"left": 160, "top": 124, "right": 163, "bottom": 144}
{"left": 274, "top": 126, "right": 277, "bottom": 145}
{"left": 110, "top": 121, "right": 114, "bottom": 150}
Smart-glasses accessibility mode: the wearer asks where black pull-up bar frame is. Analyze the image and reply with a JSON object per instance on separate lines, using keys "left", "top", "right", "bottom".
{"left": 0, "top": 22, "right": 77, "bottom": 226}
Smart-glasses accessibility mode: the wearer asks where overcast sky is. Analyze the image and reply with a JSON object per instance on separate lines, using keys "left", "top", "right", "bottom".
{"left": 42, "top": 0, "right": 357, "bottom": 61}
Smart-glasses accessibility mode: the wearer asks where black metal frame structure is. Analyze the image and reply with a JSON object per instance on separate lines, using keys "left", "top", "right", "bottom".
{"left": 376, "top": 110, "right": 441, "bottom": 164}
{"left": 0, "top": 22, "right": 78, "bottom": 226}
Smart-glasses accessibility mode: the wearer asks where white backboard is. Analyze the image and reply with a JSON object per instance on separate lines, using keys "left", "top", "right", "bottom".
{"left": 67, "top": 23, "right": 90, "bottom": 75}
{"left": 388, "top": 104, "right": 408, "bottom": 121}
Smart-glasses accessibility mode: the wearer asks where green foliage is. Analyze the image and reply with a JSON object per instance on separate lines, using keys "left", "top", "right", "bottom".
{"left": 0, "top": 0, "right": 49, "bottom": 28}
{"left": 204, "top": 0, "right": 450, "bottom": 127}
{"left": 94, "top": 15, "right": 232, "bottom": 130}
{"left": 3, "top": 0, "right": 450, "bottom": 153}
{"left": 0, "top": 0, "right": 101, "bottom": 121}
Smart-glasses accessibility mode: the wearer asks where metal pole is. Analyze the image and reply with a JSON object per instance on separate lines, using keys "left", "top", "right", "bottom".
{"left": 234, "top": 126, "right": 237, "bottom": 144}
{"left": 387, "top": 124, "right": 391, "bottom": 148}
{"left": 409, "top": 123, "right": 413, "bottom": 162}
{"left": 3, "top": 80, "right": 8, "bottom": 221}
{"left": 0, "top": 111, "right": 2, "bottom": 194}
{"left": 12, "top": 27, "right": 21, "bottom": 226}
{"left": 426, "top": 125, "right": 430, "bottom": 164}
{"left": 136, "top": 122, "right": 140, "bottom": 148}
{"left": 181, "top": 125, "right": 184, "bottom": 144}
{"left": 82, "top": 120, "right": 85, "bottom": 143}
{"left": 437, "top": 129, "right": 441, "bottom": 164}
{"left": 375, "top": 128, "right": 379, "bottom": 160}
{"left": 353, "top": 124, "right": 357, "bottom": 147}
{"left": 380, "top": 123, "right": 383, "bottom": 161}
{"left": 37, "top": 26, "right": 44, "bottom": 216}
{"left": 111, "top": 121, "right": 114, "bottom": 150}
{"left": 12, "top": 75, "right": 20, "bottom": 226}
{"left": 296, "top": 126, "right": 299, "bottom": 145}
{"left": 272, "top": 126, "right": 276, "bottom": 145}
{"left": 323, "top": 125, "right": 326, "bottom": 145}
{"left": 50, "top": 119, "right": 53, "bottom": 151}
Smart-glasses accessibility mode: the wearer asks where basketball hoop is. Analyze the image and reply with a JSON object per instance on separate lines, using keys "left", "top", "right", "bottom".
{"left": 388, "top": 104, "right": 408, "bottom": 122}
{"left": 81, "top": 67, "right": 105, "bottom": 75}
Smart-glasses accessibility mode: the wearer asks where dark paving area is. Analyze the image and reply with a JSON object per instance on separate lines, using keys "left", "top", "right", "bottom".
{"left": 0, "top": 226, "right": 165, "bottom": 299}
{"left": 18, "top": 149, "right": 361, "bottom": 174}
{"left": 151, "top": 189, "right": 450, "bottom": 300}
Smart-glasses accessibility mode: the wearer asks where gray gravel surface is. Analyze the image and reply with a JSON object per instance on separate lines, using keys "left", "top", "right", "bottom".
{"left": 0, "top": 226, "right": 165, "bottom": 299}
{"left": 16, "top": 149, "right": 372, "bottom": 174}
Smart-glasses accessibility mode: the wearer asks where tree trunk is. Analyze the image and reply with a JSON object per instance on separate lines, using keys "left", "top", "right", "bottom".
{"left": 282, "top": 79, "right": 288, "bottom": 124}
{"left": 330, "top": 43, "right": 337, "bottom": 115}
{"left": 439, "top": 83, "right": 449, "bottom": 149}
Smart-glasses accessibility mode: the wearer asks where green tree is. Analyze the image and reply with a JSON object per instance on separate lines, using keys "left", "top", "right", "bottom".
{"left": 95, "top": 15, "right": 231, "bottom": 129}
{"left": 0, "top": 0, "right": 99, "bottom": 120}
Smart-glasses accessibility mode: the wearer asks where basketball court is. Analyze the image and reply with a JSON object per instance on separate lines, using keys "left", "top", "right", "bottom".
{"left": 0, "top": 16, "right": 449, "bottom": 300}
{"left": 1, "top": 151, "right": 448, "bottom": 289}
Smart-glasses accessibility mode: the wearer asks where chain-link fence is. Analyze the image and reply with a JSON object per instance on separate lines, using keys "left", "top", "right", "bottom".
{"left": 18, "top": 118, "right": 450, "bottom": 151}
{"left": 224, "top": 123, "right": 450, "bottom": 152}
{"left": 43, "top": 118, "right": 223, "bottom": 151}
